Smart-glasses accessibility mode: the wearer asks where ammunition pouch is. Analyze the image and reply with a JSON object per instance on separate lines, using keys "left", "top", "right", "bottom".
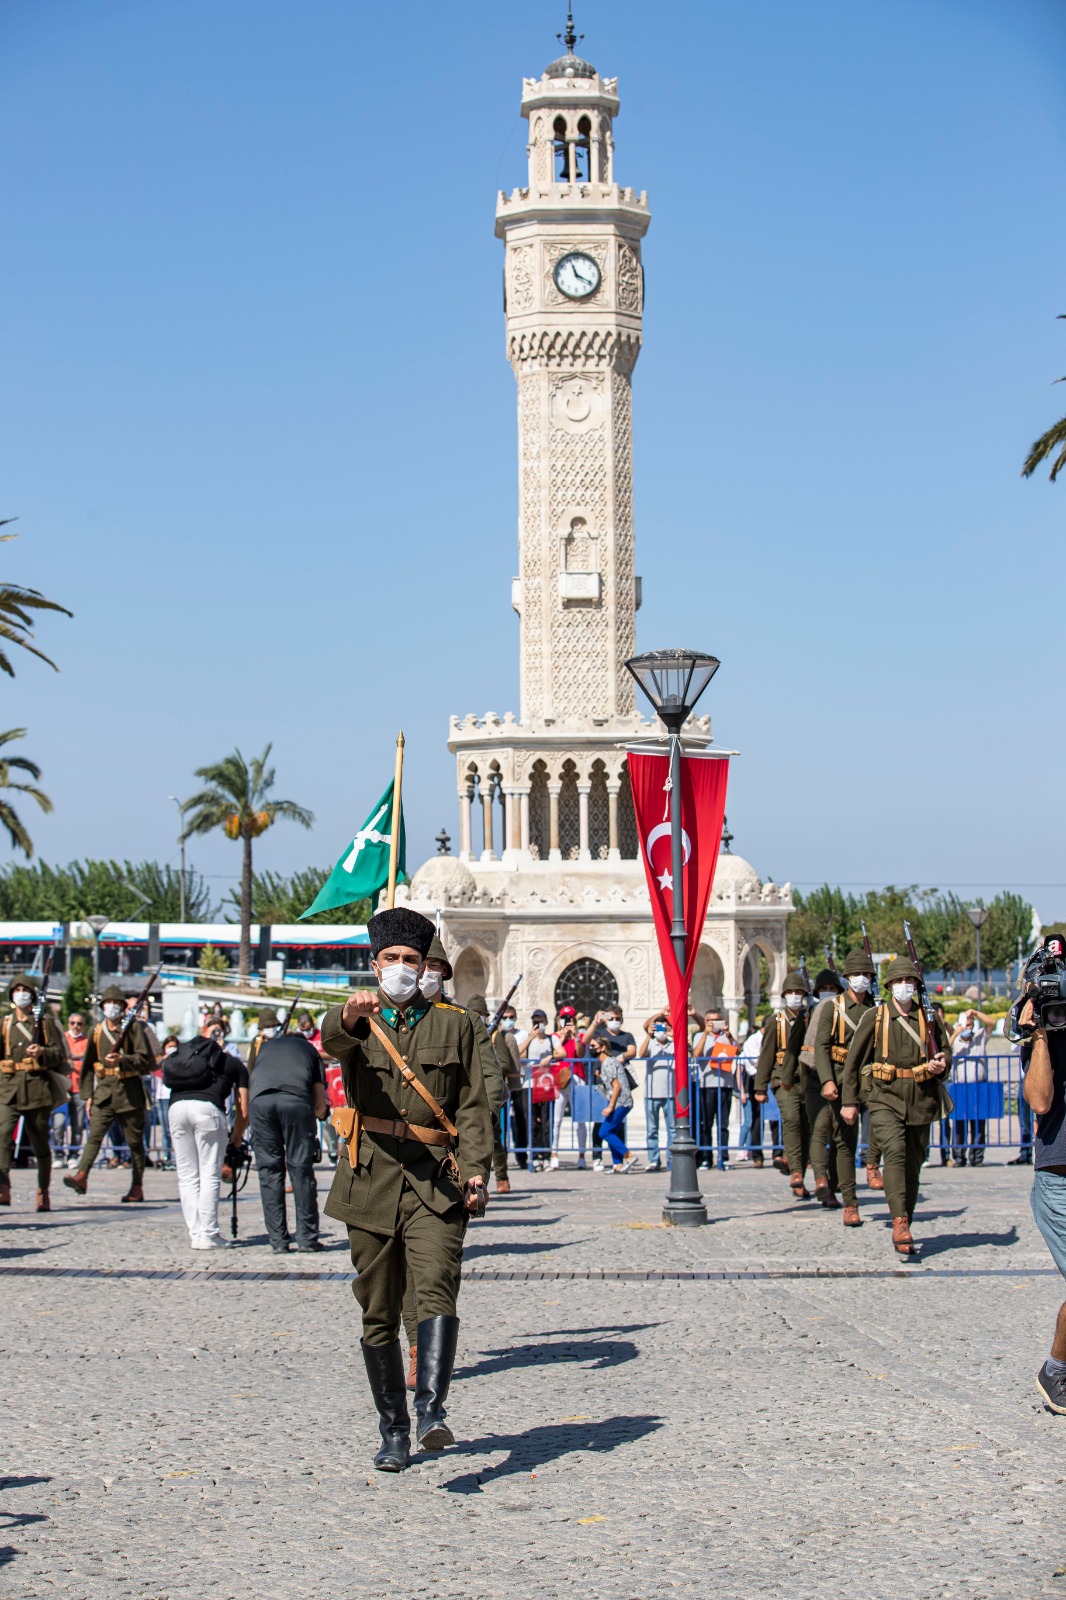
{"left": 871, "top": 1063, "right": 896, "bottom": 1083}
{"left": 830, "top": 1045, "right": 848, "bottom": 1065}
{"left": 774, "top": 1051, "right": 786, "bottom": 1067}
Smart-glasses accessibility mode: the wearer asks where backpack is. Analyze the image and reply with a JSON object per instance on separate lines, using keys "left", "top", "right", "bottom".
{"left": 163, "top": 1035, "right": 226, "bottom": 1092}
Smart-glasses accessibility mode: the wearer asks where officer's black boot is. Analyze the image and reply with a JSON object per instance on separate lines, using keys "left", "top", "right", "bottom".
{"left": 415, "top": 1315, "right": 460, "bottom": 1451}
{"left": 361, "top": 1340, "right": 411, "bottom": 1471}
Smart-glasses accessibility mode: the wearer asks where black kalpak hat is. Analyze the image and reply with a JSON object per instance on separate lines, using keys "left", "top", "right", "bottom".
{"left": 367, "top": 907, "right": 435, "bottom": 959}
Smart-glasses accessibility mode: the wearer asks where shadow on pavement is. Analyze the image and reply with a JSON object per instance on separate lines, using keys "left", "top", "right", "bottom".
{"left": 442, "top": 1414, "right": 662, "bottom": 1493}
{"left": 464, "top": 1237, "right": 581, "bottom": 1260}
{"left": 0, "top": 1475, "right": 51, "bottom": 1565}
{"left": 917, "top": 1226, "right": 1019, "bottom": 1259}
{"left": 456, "top": 1323, "right": 656, "bottom": 1379}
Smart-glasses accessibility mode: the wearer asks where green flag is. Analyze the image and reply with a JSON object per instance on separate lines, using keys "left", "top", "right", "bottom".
{"left": 298, "top": 780, "right": 406, "bottom": 920}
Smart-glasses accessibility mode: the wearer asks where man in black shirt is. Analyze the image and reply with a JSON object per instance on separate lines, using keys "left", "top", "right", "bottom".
{"left": 249, "top": 1032, "right": 327, "bottom": 1253}
{"left": 1023, "top": 999, "right": 1066, "bottom": 1413}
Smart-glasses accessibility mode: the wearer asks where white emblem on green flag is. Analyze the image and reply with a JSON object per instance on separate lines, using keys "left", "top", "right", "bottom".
{"left": 298, "top": 780, "right": 406, "bottom": 920}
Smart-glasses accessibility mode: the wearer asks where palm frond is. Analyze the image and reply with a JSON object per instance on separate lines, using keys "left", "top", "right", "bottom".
{"left": 1022, "top": 414, "right": 1066, "bottom": 480}
{"left": 268, "top": 798, "right": 315, "bottom": 828}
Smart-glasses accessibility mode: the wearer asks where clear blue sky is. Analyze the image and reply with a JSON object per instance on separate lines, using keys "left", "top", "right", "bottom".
{"left": 4, "top": 0, "right": 1065, "bottom": 917}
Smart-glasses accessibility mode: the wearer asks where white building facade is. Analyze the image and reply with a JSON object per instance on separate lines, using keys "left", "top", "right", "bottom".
{"left": 402, "top": 30, "right": 791, "bottom": 1030}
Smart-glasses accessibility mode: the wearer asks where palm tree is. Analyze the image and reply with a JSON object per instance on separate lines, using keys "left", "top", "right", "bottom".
{"left": 180, "top": 745, "right": 314, "bottom": 981}
{"left": 0, "top": 522, "right": 72, "bottom": 675}
{"left": 0, "top": 728, "right": 53, "bottom": 857}
{"left": 1022, "top": 315, "right": 1066, "bottom": 482}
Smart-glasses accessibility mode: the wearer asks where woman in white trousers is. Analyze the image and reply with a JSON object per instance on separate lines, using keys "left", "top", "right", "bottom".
{"left": 167, "top": 1041, "right": 249, "bottom": 1249}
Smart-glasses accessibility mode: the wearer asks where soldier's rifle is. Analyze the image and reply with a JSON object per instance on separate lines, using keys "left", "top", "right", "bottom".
{"left": 109, "top": 966, "right": 162, "bottom": 1056}
{"left": 823, "top": 945, "right": 841, "bottom": 982}
{"left": 488, "top": 974, "right": 523, "bottom": 1036}
{"left": 30, "top": 946, "right": 56, "bottom": 1045}
{"left": 799, "top": 958, "right": 813, "bottom": 1012}
{"left": 278, "top": 989, "right": 304, "bottom": 1037}
{"left": 860, "top": 920, "right": 879, "bottom": 1001}
{"left": 902, "top": 920, "right": 943, "bottom": 1062}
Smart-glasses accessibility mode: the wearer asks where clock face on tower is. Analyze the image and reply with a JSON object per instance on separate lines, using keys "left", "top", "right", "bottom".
{"left": 553, "top": 251, "right": 601, "bottom": 300}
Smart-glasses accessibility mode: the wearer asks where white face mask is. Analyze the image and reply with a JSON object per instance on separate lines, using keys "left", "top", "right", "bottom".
{"left": 817, "top": 990, "right": 837, "bottom": 1003}
{"left": 784, "top": 993, "right": 805, "bottom": 1010}
{"left": 378, "top": 963, "right": 420, "bottom": 1004}
{"left": 12, "top": 989, "right": 32, "bottom": 1009}
{"left": 500, "top": 1017, "right": 516, "bottom": 1033}
{"left": 418, "top": 969, "right": 443, "bottom": 1000}
{"left": 103, "top": 1003, "right": 123, "bottom": 1022}
{"left": 606, "top": 1019, "right": 622, "bottom": 1034}
{"left": 891, "top": 981, "right": 915, "bottom": 1004}
{"left": 848, "top": 974, "right": 871, "bottom": 994}
{"left": 260, "top": 1026, "right": 277, "bottom": 1039}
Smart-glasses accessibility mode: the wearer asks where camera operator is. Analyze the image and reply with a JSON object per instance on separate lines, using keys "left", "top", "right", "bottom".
{"left": 248, "top": 1024, "right": 328, "bottom": 1253}
{"left": 1021, "top": 992, "right": 1066, "bottom": 1413}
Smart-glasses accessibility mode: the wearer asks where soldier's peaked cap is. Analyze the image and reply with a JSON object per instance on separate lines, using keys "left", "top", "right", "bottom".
{"left": 842, "top": 948, "right": 875, "bottom": 977}
{"left": 814, "top": 968, "right": 842, "bottom": 992}
{"left": 883, "top": 956, "right": 919, "bottom": 984}
{"left": 100, "top": 985, "right": 126, "bottom": 1003}
{"left": 7, "top": 973, "right": 37, "bottom": 999}
{"left": 782, "top": 970, "right": 806, "bottom": 992}
{"left": 466, "top": 993, "right": 489, "bottom": 1016}
{"left": 368, "top": 907, "right": 434, "bottom": 958}
{"left": 257, "top": 1005, "right": 279, "bottom": 1029}
{"left": 426, "top": 934, "right": 453, "bottom": 981}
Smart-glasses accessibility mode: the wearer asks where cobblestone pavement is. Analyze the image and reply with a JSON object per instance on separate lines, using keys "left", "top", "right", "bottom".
{"left": 2, "top": 1157, "right": 1064, "bottom": 1599}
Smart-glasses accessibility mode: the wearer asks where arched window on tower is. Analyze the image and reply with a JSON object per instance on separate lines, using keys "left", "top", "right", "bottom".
{"left": 589, "top": 760, "right": 610, "bottom": 860}
{"left": 618, "top": 766, "right": 638, "bottom": 860}
{"left": 558, "top": 760, "right": 580, "bottom": 861}
{"left": 528, "top": 760, "right": 549, "bottom": 861}
{"left": 553, "top": 116, "right": 570, "bottom": 182}
{"left": 574, "top": 116, "right": 591, "bottom": 182}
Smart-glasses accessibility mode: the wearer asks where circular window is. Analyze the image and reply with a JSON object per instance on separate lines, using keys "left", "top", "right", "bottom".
{"left": 554, "top": 959, "right": 619, "bottom": 1019}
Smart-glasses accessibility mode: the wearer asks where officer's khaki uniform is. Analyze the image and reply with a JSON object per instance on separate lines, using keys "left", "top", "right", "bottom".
{"left": 0, "top": 1011, "right": 65, "bottom": 1188}
{"left": 77, "top": 1021, "right": 155, "bottom": 1183}
{"left": 754, "top": 1007, "right": 810, "bottom": 1177}
{"left": 841, "top": 1000, "right": 952, "bottom": 1223}
{"left": 323, "top": 997, "right": 492, "bottom": 1347}
{"left": 812, "top": 990, "right": 875, "bottom": 1208}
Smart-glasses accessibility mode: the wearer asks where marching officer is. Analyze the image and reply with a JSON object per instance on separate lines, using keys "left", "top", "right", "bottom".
{"left": 754, "top": 971, "right": 812, "bottom": 1198}
{"left": 840, "top": 956, "right": 952, "bottom": 1256}
{"left": 63, "top": 985, "right": 155, "bottom": 1202}
{"left": 0, "top": 973, "right": 65, "bottom": 1212}
{"left": 812, "top": 949, "right": 877, "bottom": 1227}
{"left": 323, "top": 907, "right": 492, "bottom": 1472}
{"left": 801, "top": 967, "right": 845, "bottom": 1208}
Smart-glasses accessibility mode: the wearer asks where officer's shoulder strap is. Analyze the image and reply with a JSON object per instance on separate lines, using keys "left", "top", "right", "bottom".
{"left": 93, "top": 1022, "right": 107, "bottom": 1053}
{"left": 433, "top": 1001, "right": 464, "bottom": 1013}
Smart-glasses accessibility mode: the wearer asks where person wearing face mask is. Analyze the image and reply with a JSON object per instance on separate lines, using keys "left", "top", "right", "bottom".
{"left": 63, "top": 986, "right": 155, "bottom": 1202}
{"left": 638, "top": 1014, "right": 675, "bottom": 1171}
{"left": 0, "top": 974, "right": 66, "bottom": 1212}
{"left": 492, "top": 1003, "right": 528, "bottom": 1172}
{"left": 296, "top": 1011, "right": 321, "bottom": 1050}
{"left": 247, "top": 1006, "right": 280, "bottom": 1071}
{"left": 840, "top": 956, "right": 952, "bottom": 1257}
{"left": 812, "top": 951, "right": 877, "bottom": 1226}
{"left": 248, "top": 1005, "right": 327, "bottom": 1254}
{"left": 693, "top": 1011, "right": 739, "bottom": 1171}
{"left": 321, "top": 907, "right": 492, "bottom": 1471}
{"left": 797, "top": 969, "right": 845, "bottom": 1208}
{"left": 754, "top": 971, "right": 813, "bottom": 1199}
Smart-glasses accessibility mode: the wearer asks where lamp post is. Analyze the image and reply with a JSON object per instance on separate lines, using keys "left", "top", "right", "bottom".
{"left": 967, "top": 906, "right": 990, "bottom": 999}
{"left": 625, "top": 647, "right": 720, "bottom": 1227}
{"left": 84, "top": 915, "right": 109, "bottom": 1005}
{"left": 168, "top": 795, "right": 187, "bottom": 922}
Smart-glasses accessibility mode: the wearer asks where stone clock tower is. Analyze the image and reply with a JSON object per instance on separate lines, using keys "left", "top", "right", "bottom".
{"left": 402, "top": 18, "right": 792, "bottom": 1038}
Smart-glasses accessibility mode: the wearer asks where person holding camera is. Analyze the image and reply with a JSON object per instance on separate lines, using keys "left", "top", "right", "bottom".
{"left": 1019, "top": 963, "right": 1066, "bottom": 1412}
{"left": 248, "top": 1012, "right": 327, "bottom": 1254}
{"left": 321, "top": 907, "right": 492, "bottom": 1471}
{"left": 166, "top": 1033, "right": 248, "bottom": 1249}
{"left": 840, "top": 957, "right": 951, "bottom": 1257}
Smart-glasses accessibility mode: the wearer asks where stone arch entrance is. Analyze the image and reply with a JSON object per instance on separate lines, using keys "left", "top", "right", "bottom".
{"left": 554, "top": 958, "right": 619, "bottom": 1019}
{"left": 452, "top": 947, "right": 487, "bottom": 1006}
{"left": 691, "top": 944, "right": 725, "bottom": 1015}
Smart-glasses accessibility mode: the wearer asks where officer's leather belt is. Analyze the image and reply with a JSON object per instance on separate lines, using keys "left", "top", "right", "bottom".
{"left": 0, "top": 1059, "right": 46, "bottom": 1074}
{"left": 871, "top": 1065, "right": 930, "bottom": 1083}
{"left": 361, "top": 1114, "right": 449, "bottom": 1147}
{"left": 96, "top": 1066, "right": 141, "bottom": 1079}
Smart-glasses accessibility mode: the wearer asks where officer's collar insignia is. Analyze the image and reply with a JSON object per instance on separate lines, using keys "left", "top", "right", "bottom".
{"left": 380, "top": 1002, "right": 430, "bottom": 1030}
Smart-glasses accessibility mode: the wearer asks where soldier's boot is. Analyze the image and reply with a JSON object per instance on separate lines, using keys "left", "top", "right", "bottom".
{"left": 407, "top": 1346, "right": 417, "bottom": 1391}
{"left": 361, "top": 1340, "right": 411, "bottom": 1472}
{"left": 121, "top": 1185, "right": 144, "bottom": 1204}
{"left": 842, "top": 1205, "right": 863, "bottom": 1227}
{"left": 496, "top": 1178, "right": 511, "bottom": 1194}
{"left": 415, "top": 1315, "right": 460, "bottom": 1451}
{"left": 789, "top": 1173, "right": 811, "bottom": 1199}
{"left": 35, "top": 1188, "right": 50, "bottom": 1213}
{"left": 62, "top": 1170, "right": 88, "bottom": 1196}
{"left": 772, "top": 1155, "right": 790, "bottom": 1175}
{"left": 866, "top": 1164, "right": 884, "bottom": 1191}
{"left": 891, "top": 1216, "right": 916, "bottom": 1256}
{"left": 0, "top": 1171, "right": 10, "bottom": 1206}
{"left": 814, "top": 1177, "right": 840, "bottom": 1209}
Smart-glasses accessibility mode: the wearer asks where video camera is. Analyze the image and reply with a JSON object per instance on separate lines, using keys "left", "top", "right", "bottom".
{"left": 1011, "top": 935, "right": 1066, "bottom": 1039}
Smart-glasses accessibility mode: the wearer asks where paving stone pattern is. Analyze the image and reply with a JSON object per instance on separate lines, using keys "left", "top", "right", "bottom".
{"left": 2, "top": 1158, "right": 1065, "bottom": 1598}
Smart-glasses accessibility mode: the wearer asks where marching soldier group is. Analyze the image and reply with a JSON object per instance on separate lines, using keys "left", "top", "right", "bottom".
{"left": 754, "top": 949, "right": 952, "bottom": 1255}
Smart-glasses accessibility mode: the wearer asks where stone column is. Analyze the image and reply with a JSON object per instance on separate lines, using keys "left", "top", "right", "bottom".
{"left": 606, "top": 781, "right": 621, "bottom": 861}
{"left": 519, "top": 789, "right": 531, "bottom": 854}
{"left": 577, "top": 783, "right": 591, "bottom": 861}
{"left": 458, "top": 784, "right": 473, "bottom": 862}
{"left": 503, "top": 788, "right": 516, "bottom": 856}
{"left": 481, "top": 779, "right": 496, "bottom": 862}
{"left": 548, "top": 782, "right": 562, "bottom": 864}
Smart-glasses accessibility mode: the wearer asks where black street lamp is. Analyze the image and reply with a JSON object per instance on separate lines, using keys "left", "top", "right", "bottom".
{"left": 967, "top": 906, "right": 990, "bottom": 998}
{"left": 625, "top": 647, "right": 720, "bottom": 1227}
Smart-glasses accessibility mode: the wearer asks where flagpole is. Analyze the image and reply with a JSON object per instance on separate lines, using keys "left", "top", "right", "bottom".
{"left": 386, "top": 731, "right": 405, "bottom": 909}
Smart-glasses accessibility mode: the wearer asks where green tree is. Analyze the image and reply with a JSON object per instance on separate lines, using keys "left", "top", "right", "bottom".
{"left": 1022, "top": 316, "right": 1066, "bottom": 482}
{"left": 787, "top": 884, "right": 860, "bottom": 968}
{"left": 0, "top": 858, "right": 213, "bottom": 921}
{"left": 181, "top": 746, "right": 314, "bottom": 981}
{"left": 225, "top": 867, "right": 369, "bottom": 926}
{"left": 61, "top": 954, "right": 93, "bottom": 1024}
{"left": 0, "top": 523, "right": 72, "bottom": 677}
{"left": 0, "top": 728, "right": 53, "bottom": 858}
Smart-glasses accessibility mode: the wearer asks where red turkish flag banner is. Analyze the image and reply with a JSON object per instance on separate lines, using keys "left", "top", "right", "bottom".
{"left": 627, "top": 748, "right": 730, "bottom": 1115}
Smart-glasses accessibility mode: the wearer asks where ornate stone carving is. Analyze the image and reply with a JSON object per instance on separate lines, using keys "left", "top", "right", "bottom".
{"left": 507, "top": 327, "right": 641, "bottom": 371}
{"left": 509, "top": 244, "right": 535, "bottom": 312}
{"left": 549, "top": 373, "right": 605, "bottom": 434}
{"left": 617, "top": 243, "right": 641, "bottom": 312}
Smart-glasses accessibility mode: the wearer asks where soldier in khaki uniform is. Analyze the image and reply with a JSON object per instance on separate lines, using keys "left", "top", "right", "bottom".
{"left": 63, "top": 985, "right": 156, "bottom": 1202}
{"left": 841, "top": 955, "right": 951, "bottom": 1256}
{"left": 323, "top": 907, "right": 492, "bottom": 1472}
{"left": 800, "top": 968, "right": 845, "bottom": 1208}
{"left": 246, "top": 1005, "right": 280, "bottom": 1071}
{"left": 754, "top": 971, "right": 812, "bottom": 1199}
{"left": 812, "top": 949, "right": 877, "bottom": 1227}
{"left": 0, "top": 973, "right": 65, "bottom": 1212}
